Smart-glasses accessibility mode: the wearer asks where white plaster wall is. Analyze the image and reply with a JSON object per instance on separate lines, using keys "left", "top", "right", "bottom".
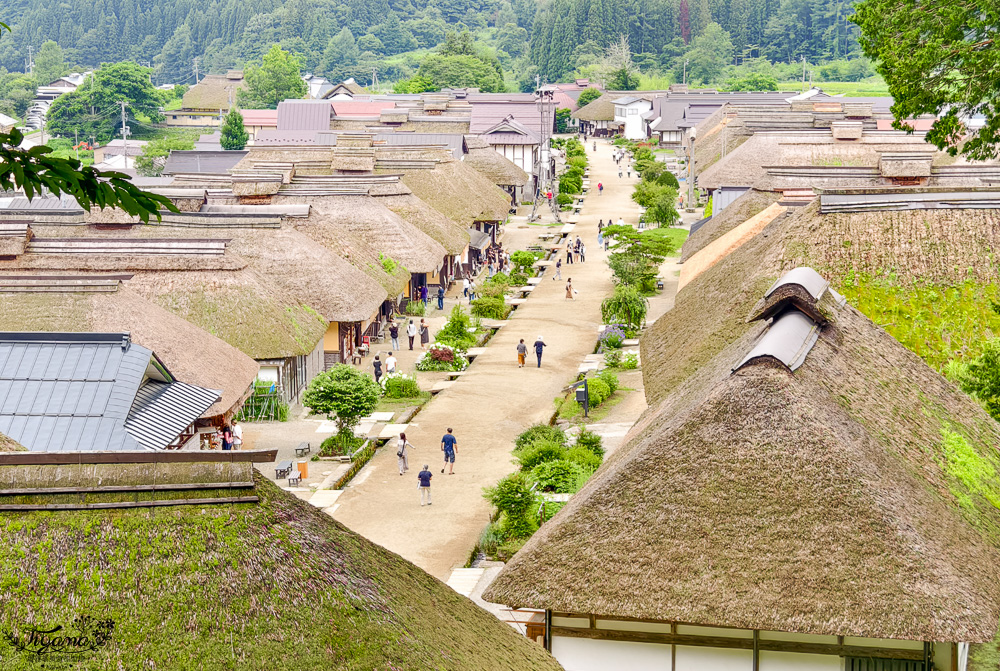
{"left": 552, "top": 636, "right": 669, "bottom": 671}
{"left": 758, "top": 650, "right": 842, "bottom": 671}
{"left": 675, "top": 644, "right": 752, "bottom": 670}
{"left": 256, "top": 366, "right": 279, "bottom": 383}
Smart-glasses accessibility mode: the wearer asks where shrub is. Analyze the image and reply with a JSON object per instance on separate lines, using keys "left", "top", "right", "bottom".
{"left": 556, "top": 193, "right": 573, "bottom": 206}
{"left": 500, "top": 513, "right": 539, "bottom": 539}
{"left": 320, "top": 430, "right": 364, "bottom": 457}
{"left": 485, "top": 472, "right": 536, "bottom": 517}
{"left": 478, "top": 521, "right": 503, "bottom": 557}
{"left": 566, "top": 446, "right": 602, "bottom": 472}
{"left": 495, "top": 538, "right": 527, "bottom": 561}
{"left": 587, "top": 377, "right": 610, "bottom": 407}
{"left": 601, "top": 284, "right": 649, "bottom": 332}
{"left": 599, "top": 325, "right": 627, "bottom": 350}
{"left": 415, "top": 343, "right": 469, "bottom": 371}
{"left": 486, "top": 272, "right": 513, "bottom": 289}
{"left": 538, "top": 500, "right": 568, "bottom": 523}
{"left": 378, "top": 253, "right": 398, "bottom": 274}
{"left": 515, "top": 440, "right": 567, "bottom": 470}
{"left": 598, "top": 370, "right": 620, "bottom": 395}
{"left": 405, "top": 300, "right": 426, "bottom": 316}
{"left": 515, "top": 424, "right": 567, "bottom": 450}
{"left": 603, "top": 348, "right": 623, "bottom": 367}
{"left": 381, "top": 372, "right": 421, "bottom": 398}
{"left": 575, "top": 428, "right": 605, "bottom": 457}
{"left": 531, "top": 459, "right": 587, "bottom": 493}
{"left": 303, "top": 364, "right": 381, "bottom": 434}
{"left": 510, "top": 250, "right": 537, "bottom": 273}
{"left": 471, "top": 296, "right": 510, "bottom": 319}
{"left": 434, "top": 305, "right": 477, "bottom": 351}
{"left": 479, "top": 283, "right": 506, "bottom": 299}
{"left": 621, "top": 352, "right": 640, "bottom": 369}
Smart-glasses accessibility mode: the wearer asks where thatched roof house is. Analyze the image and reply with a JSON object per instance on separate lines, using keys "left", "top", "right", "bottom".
{"left": 487, "top": 263, "right": 1000, "bottom": 670}
{"left": 377, "top": 193, "right": 471, "bottom": 255}
{"left": 181, "top": 72, "right": 246, "bottom": 112}
{"left": 0, "top": 454, "right": 562, "bottom": 670}
{"left": 464, "top": 145, "right": 530, "bottom": 188}
{"left": 0, "top": 282, "right": 256, "bottom": 420}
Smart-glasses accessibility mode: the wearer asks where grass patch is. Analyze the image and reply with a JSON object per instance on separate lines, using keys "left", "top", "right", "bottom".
{"left": 839, "top": 275, "right": 1000, "bottom": 371}
{"left": 375, "top": 391, "right": 432, "bottom": 414}
{"left": 641, "top": 226, "right": 688, "bottom": 257}
{"left": 556, "top": 388, "right": 632, "bottom": 423}
{"left": 775, "top": 78, "right": 890, "bottom": 97}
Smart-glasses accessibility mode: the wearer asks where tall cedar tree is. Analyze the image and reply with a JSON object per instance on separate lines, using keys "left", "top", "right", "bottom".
{"left": 679, "top": 0, "right": 691, "bottom": 44}
{"left": 220, "top": 109, "right": 249, "bottom": 150}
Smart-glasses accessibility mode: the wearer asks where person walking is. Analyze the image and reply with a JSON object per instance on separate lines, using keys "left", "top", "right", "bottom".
{"left": 373, "top": 355, "right": 383, "bottom": 384}
{"left": 618, "top": 167, "right": 623, "bottom": 178}
{"left": 232, "top": 419, "right": 243, "bottom": 450}
{"left": 389, "top": 322, "right": 399, "bottom": 350}
{"left": 440, "top": 428, "right": 457, "bottom": 474}
{"left": 580, "top": 242, "right": 586, "bottom": 263}
{"left": 517, "top": 339, "right": 527, "bottom": 368}
{"left": 617, "top": 216, "right": 625, "bottom": 227}
{"left": 566, "top": 278, "right": 575, "bottom": 300}
{"left": 406, "top": 319, "right": 417, "bottom": 350}
{"left": 598, "top": 182, "right": 603, "bottom": 196}
{"left": 468, "top": 279, "right": 476, "bottom": 304}
{"left": 386, "top": 352, "right": 397, "bottom": 374}
{"left": 417, "top": 465, "right": 432, "bottom": 505}
{"left": 221, "top": 424, "right": 233, "bottom": 451}
{"left": 420, "top": 284, "right": 428, "bottom": 306}
{"left": 462, "top": 277, "right": 470, "bottom": 298}
{"left": 419, "top": 319, "right": 429, "bottom": 349}
{"left": 553, "top": 258, "right": 562, "bottom": 280}
{"left": 436, "top": 285, "right": 445, "bottom": 310}
{"left": 566, "top": 246, "right": 574, "bottom": 264}
{"left": 397, "top": 432, "right": 414, "bottom": 475}
{"left": 533, "top": 336, "right": 546, "bottom": 368}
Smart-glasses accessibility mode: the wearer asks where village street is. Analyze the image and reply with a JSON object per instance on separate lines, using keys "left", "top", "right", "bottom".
{"left": 330, "top": 140, "right": 642, "bottom": 580}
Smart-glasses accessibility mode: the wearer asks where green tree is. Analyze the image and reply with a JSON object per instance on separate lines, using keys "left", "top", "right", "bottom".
{"left": 497, "top": 23, "right": 529, "bottom": 59}
{"left": 323, "top": 28, "right": 360, "bottom": 77}
{"left": 417, "top": 54, "right": 505, "bottom": 92}
{"left": 303, "top": 365, "right": 382, "bottom": 436}
{"left": 577, "top": 86, "right": 602, "bottom": 107}
{"left": 854, "top": 0, "right": 1000, "bottom": 160}
{"left": 372, "top": 12, "right": 417, "bottom": 55}
{"left": 393, "top": 74, "right": 437, "bottom": 93}
{"left": 0, "top": 73, "right": 37, "bottom": 117}
{"left": 637, "top": 160, "right": 679, "bottom": 188}
{"left": 220, "top": 110, "right": 249, "bottom": 150}
{"left": 632, "top": 179, "right": 680, "bottom": 227}
{"left": 682, "top": 22, "right": 734, "bottom": 85}
{"left": 555, "top": 108, "right": 572, "bottom": 133}
{"left": 33, "top": 41, "right": 67, "bottom": 85}
{"left": 134, "top": 134, "right": 197, "bottom": 177}
{"left": 723, "top": 72, "right": 778, "bottom": 91}
{"left": 48, "top": 63, "right": 163, "bottom": 142}
{"left": 601, "top": 284, "right": 649, "bottom": 332}
{"left": 238, "top": 45, "right": 308, "bottom": 110}
{"left": 959, "top": 339, "right": 1000, "bottom": 421}
{"left": 604, "top": 223, "right": 676, "bottom": 288}
{"left": 155, "top": 25, "right": 195, "bottom": 85}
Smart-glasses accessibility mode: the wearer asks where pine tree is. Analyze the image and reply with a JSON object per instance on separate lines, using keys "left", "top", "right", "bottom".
{"left": 220, "top": 109, "right": 249, "bottom": 150}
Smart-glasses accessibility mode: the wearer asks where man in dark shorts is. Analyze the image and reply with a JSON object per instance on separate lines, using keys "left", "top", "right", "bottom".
{"left": 440, "top": 428, "right": 457, "bottom": 474}
{"left": 418, "top": 465, "right": 432, "bottom": 505}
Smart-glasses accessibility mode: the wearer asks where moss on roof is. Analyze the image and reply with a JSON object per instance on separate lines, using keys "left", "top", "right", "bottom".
{"left": 0, "top": 473, "right": 562, "bottom": 670}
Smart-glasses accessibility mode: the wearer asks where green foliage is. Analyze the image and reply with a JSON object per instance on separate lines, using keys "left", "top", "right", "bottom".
{"left": 379, "top": 253, "right": 398, "bottom": 274}
{"left": 838, "top": 275, "right": 1000, "bottom": 372}
{"left": 632, "top": 179, "right": 680, "bottom": 228}
{"left": 531, "top": 459, "right": 587, "bottom": 493}
{"left": 601, "top": 284, "right": 649, "bottom": 332}
{"left": 576, "top": 87, "right": 602, "bottom": 108}
{"left": 238, "top": 45, "right": 308, "bottom": 110}
{"left": 586, "top": 377, "right": 610, "bottom": 407}
{"left": 220, "top": 109, "right": 248, "bottom": 150}
{"left": 723, "top": 72, "right": 779, "bottom": 91}
{"left": 415, "top": 343, "right": 468, "bottom": 371}
{"left": 320, "top": 430, "right": 364, "bottom": 457}
{"left": 48, "top": 63, "right": 164, "bottom": 142}
{"left": 515, "top": 424, "right": 567, "bottom": 450}
{"left": 555, "top": 107, "right": 572, "bottom": 133}
{"left": 538, "top": 500, "right": 568, "bottom": 523}
{"left": 598, "top": 370, "right": 620, "bottom": 395}
{"left": 704, "top": 195, "right": 713, "bottom": 217}
{"left": 485, "top": 472, "right": 536, "bottom": 518}
{"left": 606, "top": 225, "right": 676, "bottom": 291}
{"left": 434, "top": 305, "right": 477, "bottom": 351}
{"left": 471, "top": 296, "right": 510, "bottom": 320}
{"left": 500, "top": 512, "right": 539, "bottom": 539}
{"left": 381, "top": 372, "right": 421, "bottom": 399}
{"left": 940, "top": 427, "right": 1000, "bottom": 509}
{"left": 510, "top": 250, "right": 538, "bottom": 273}
{"left": 637, "top": 161, "right": 680, "bottom": 188}
{"left": 680, "top": 23, "right": 734, "bottom": 85}
{"left": 565, "top": 446, "right": 602, "bottom": 472}
{"left": 302, "top": 364, "right": 381, "bottom": 434}
{"left": 235, "top": 381, "right": 289, "bottom": 422}
{"left": 393, "top": 74, "right": 437, "bottom": 93}
{"left": 0, "top": 72, "right": 37, "bottom": 118}
{"left": 0, "top": 128, "right": 176, "bottom": 223}
{"left": 854, "top": 0, "right": 999, "bottom": 159}
{"left": 603, "top": 348, "right": 623, "bottom": 367}
{"left": 575, "top": 428, "right": 605, "bottom": 457}
{"left": 958, "top": 339, "right": 1000, "bottom": 421}
{"left": 515, "top": 440, "right": 567, "bottom": 470}
{"left": 33, "top": 40, "right": 67, "bottom": 85}
{"left": 621, "top": 352, "right": 640, "bottom": 369}
{"left": 134, "top": 133, "right": 197, "bottom": 177}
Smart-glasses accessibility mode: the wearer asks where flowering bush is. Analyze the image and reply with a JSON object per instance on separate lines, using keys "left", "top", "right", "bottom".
{"left": 415, "top": 343, "right": 469, "bottom": 372}
{"left": 380, "top": 372, "right": 421, "bottom": 398}
{"left": 598, "top": 324, "right": 627, "bottom": 351}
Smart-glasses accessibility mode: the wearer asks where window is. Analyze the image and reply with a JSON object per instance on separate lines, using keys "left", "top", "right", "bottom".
{"left": 845, "top": 658, "right": 925, "bottom": 671}
{"left": 628, "top": 108, "right": 638, "bottom": 115}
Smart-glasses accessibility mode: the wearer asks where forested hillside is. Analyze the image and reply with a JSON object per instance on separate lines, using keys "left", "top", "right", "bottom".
{"left": 0, "top": 0, "right": 865, "bottom": 88}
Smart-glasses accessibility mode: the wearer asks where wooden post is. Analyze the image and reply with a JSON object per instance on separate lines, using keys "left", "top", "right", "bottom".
{"left": 752, "top": 630, "right": 759, "bottom": 671}
{"left": 544, "top": 609, "right": 552, "bottom": 653}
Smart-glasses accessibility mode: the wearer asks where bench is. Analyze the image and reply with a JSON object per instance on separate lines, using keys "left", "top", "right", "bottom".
{"left": 287, "top": 469, "right": 303, "bottom": 486}
{"left": 275, "top": 460, "right": 293, "bottom": 479}
{"left": 446, "top": 371, "right": 465, "bottom": 380}
{"left": 295, "top": 442, "right": 311, "bottom": 457}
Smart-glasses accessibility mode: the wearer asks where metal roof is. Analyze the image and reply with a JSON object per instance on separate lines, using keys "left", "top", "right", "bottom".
{"left": 765, "top": 266, "right": 832, "bottom": 301}
{"left": 162, "top": 151, "right": 247, "bottom": 176}
{"left": 733, "top": 310, "right": 819, "bottom": 373}
{"left": 0, "top": 332, "right": 219, "bottom": 452}
{"left": 124, "top": 380, "right": 221, "bottom": 450}
{"left": 375, "top": 132, "right": 465, "bottom": 158}
{"left": 277, "top": 99, "right": 333, "bottom": 131}
{"left": 689, "top": 216, "right": 711, "bottom": 236}
{"left": 468, "top": 228, "right": 491, "bottom": 250}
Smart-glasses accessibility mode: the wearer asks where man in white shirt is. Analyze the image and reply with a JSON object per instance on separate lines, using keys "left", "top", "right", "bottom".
{"left": 386, "top": 353, "right": 398, "bottom": 374}
{"left": 232, "top": 419, "right": 243, "bottom": 450}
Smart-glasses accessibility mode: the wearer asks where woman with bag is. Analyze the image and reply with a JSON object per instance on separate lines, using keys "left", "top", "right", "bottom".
{"left": 397, "top": 432, "right": 415, "bottom": 475}
{"left": 419, "top": 319, "right": 430, "bottom": 349}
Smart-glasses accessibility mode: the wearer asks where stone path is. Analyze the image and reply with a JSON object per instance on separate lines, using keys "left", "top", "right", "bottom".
{"left": 331, "top": 139, "right": 644, "bottom": 580}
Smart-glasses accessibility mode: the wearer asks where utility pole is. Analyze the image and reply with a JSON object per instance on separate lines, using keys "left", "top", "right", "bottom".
{"left": 74, "top": 129, "right": 79, "bottom": 161}
{"left": 683, "top": 59, "right": 688, "bottom": 85}
{"left": 801, "top": 55, "right": 806, "bottom": 92}
{"left": 193, "top": 57, "right": 200, "bottom": 84}
{"left": 26, "top": 45, "right": 34, "bottom": 76}
{"left": 119, "top": 101, "right": 130, "bottom": 169}
{"left": 686, "top": 127, "right": 696, "bottom": 211}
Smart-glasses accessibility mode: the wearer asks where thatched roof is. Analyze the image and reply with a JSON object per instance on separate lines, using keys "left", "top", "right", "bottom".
{"left": 387, "top": 155, "right": 512, "bottom": 225}
{"left": 698, "top": 133, "right": 938, "bottom": 190}
{"left": 570, "top": 91, "right": 637, "bottom": 121}
{"left": 486, "top": 260, "right": 1000, "bottom": 642}
{"left": 0, "top": 472, "right": 563, "bottom": 669}
{"left": 378, "top": 193, "right": 471, "bottom": 255}
{"left": 0, "top": 283, "right": 256, "bottom": 417}
{"left": 181, "top": 74, "right": 246, "bottom": 111}
{"left": 0, "top": 432, "right": 25, "bottom": 451}
{"left": 681, "top": 189, "right": 782, "bottom": 262}
{"left": 464, "top": 147, "right": 530, "bottom": 187}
